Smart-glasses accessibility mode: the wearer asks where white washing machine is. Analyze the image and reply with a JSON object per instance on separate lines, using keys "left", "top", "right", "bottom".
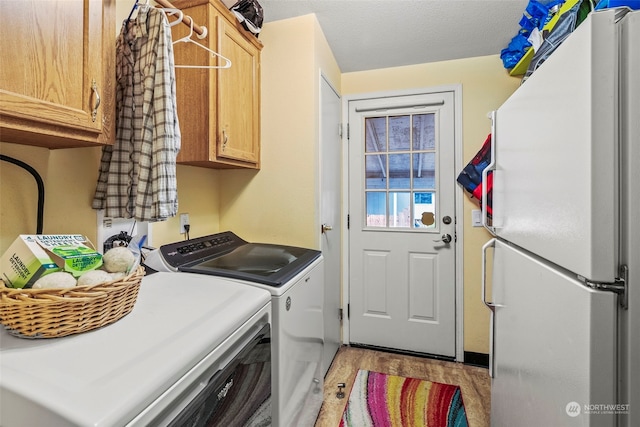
{"left": 144, "top": 231, "right": 325, "bottom": 427}
{"left": 0, "top": 272, "right": 272, "bottom": 427}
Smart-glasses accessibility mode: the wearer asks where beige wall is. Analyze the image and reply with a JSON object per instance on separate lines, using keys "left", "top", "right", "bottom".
{"left": 0, "top": 140, "right": 220, "bottom": 252}
{"left": 0, "top": 5, "right": 517, "bottom": 354}
{"left": 218, "top": 14, "right": 341, "bottom": 250}
{"left": 341, "top": 57, "right": 520, "bottom": 353}
{"left": 0, "top": 144, "right": 102, "bottom": 250}
{"left": 218, "top": 15, "right": 316, "bottom": 248}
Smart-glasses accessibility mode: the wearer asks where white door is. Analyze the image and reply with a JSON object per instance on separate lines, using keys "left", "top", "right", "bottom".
{"left": 320, "top": 75, "right": 342, "bottom": 375}
{"left": 348, "top": 91, "right": 456, "bottom": 357}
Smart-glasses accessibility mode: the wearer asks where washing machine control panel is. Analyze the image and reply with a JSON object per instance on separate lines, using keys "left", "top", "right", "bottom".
{"left": 158, "top": 231, "right": 245, "bottom": 268}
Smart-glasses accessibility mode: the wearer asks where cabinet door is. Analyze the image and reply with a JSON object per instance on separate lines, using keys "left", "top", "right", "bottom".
{"left": 216, "top": 16, "right": 260, "bottom": 165}
{"left": 0, "top": 0, "right": 108, "bottom": 147}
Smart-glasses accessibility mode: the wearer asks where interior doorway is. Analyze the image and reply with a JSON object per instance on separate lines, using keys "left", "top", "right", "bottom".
{"left": 344, "top": 87, "right": 463, "bottom": 358}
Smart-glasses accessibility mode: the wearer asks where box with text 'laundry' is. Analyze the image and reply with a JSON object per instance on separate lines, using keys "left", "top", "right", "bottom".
{"left": 0, "top": 235, "right": 102, "bottom": 288}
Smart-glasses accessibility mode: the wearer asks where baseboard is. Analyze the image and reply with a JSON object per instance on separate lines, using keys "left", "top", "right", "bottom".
{"left": 464, "top": 351, "right": 489, "bottom": 368}
{"left": 350, "top": 343, "right": 456, "bottom": 362}
{"left": 347, "top": 344, "right": 489, "bottom": 369}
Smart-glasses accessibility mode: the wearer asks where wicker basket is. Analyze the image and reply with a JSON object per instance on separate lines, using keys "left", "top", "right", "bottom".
{"left": 0, "top": 266, "right": 145, "bottom": 339}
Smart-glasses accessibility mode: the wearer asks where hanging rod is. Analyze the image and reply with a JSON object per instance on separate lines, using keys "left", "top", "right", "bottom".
{"left": 154, "top": 0, "right": 208, "bottom": 38}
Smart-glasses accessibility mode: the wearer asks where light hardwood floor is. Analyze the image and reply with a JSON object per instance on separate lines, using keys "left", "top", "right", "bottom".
{"left": 314, "top": 346, "right": 491, "bottom": 427}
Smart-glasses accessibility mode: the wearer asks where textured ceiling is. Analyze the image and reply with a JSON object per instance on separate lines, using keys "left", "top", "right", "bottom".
{"left": 259, "top": 0, "right": 530, "bottom": 72}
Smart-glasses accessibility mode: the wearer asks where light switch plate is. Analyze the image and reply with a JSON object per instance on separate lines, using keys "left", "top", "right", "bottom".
{"left": 472, "top": 209, "right": 482, "bottom": 227}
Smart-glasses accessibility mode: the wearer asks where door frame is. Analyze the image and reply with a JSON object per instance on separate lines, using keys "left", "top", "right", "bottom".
{"left": 341, "top": 85, "right": 465, "bottom": 361}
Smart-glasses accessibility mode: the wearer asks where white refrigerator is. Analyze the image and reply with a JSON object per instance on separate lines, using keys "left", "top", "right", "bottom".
{"left": 481, "top": 8, "right": 639, "bottom": 427}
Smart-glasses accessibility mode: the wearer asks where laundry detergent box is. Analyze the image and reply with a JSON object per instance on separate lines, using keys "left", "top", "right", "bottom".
{"left": 0, "top": 235, "right": 103, "bottom": 288}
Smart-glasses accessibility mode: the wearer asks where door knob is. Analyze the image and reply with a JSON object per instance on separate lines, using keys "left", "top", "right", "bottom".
{"left": 434, "top": 234, "right": 452, "bottom": 244}
{"left": 321, "top": 224, "right": 333, "bottom": 233}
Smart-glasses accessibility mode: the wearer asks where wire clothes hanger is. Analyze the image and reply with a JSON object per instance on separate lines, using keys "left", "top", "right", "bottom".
{"left": 172, "top": 18, "right": 232, "bottom": 69}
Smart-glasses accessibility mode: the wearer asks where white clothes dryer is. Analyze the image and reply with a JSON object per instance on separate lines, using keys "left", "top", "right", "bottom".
{"left": 144, "top": 231, "right": 325, "bottom": 427}
{"left": 0, "top": 272, "right": 272, "bottom": 427}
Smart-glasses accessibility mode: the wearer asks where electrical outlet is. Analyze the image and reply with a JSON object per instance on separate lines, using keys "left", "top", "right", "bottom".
{"left": 180, "top": 213, "right": 190, "bottom": 234}
{"left": 96, "top": 210, "right": 151, "bottom": 253}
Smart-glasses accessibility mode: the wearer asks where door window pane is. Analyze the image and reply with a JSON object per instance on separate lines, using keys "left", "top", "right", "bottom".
{"left": 413, "top": 152, "right": 435, "bottom": 189}
{"left": 389, "top": 153, "right": 410, "bottom": 189}
{"left": 413, "top": 114, "right": 435, "bottom": 150}
{"left": 389, "top": 116, "right": 410, "bottom": 151}
{"left": 388, "top": 192, "right": 411, "bottom": 228}
{"left": 414, "top": 192, "right": 436, "bottom": 228}
{"left": 365, "top": 154, "right": 387, "bottom": 189}
{"left": 366, "top": 192, "right": 386, "bottom": 227}
{"left": 365, "top": 117, "right": 386, "bottom": 152}
{"left": 362, "top": 112, "right": 438, "bottom": 230}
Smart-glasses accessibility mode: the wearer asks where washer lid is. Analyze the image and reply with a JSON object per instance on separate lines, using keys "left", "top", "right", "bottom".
{"left": 0, "top": 272, "right": 270, "bottom": 427}
{"left": 180, "top": 243, "right": 321, "bottom": 288}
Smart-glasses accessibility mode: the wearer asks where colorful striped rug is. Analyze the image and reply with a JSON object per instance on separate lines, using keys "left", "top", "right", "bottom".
{"left": 340, "top": 370, "right": 469, "bottom": 427}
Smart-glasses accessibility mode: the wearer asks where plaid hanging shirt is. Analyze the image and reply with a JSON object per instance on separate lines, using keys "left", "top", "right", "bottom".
{"left": 93, "top": 5, "right": 180, "bottom": 222}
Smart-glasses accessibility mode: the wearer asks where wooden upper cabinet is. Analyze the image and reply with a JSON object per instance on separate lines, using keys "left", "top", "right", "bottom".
{"left": 217, "top": 16, "right": 261, "bottom": 165}
{"left": 0, "top": 0, "right": 115, "bottom": 148}
{"left": 172, "top": 0, "right": 262, "bottom": 169}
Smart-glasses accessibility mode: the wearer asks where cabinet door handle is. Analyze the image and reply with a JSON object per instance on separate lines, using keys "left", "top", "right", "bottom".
{"left": 91, "top": 79, "right": 101, "bottom": 122}
{"left": 222, "top": 129, "right": 228, "bottom": 149}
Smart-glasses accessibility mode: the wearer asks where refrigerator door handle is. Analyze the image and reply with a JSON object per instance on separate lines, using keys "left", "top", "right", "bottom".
{"left": 482, "top": 111, "right": 497, "bottom": 235}
{"left": 481, "top": 238, "right": 496, "bottom": 311}
{"left": 482, "top": 238, "right": 496, "bottom": 378}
